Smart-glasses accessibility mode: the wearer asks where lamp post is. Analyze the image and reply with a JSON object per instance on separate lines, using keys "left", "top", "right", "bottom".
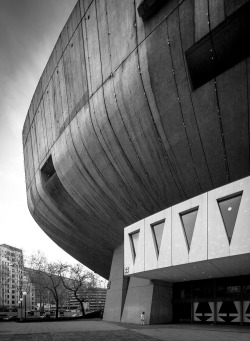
{"left": 20, "top": 298, "right": 23, "bottom": 322}
{"left": 23, "top": 292, "right": 27, "bottom": 320}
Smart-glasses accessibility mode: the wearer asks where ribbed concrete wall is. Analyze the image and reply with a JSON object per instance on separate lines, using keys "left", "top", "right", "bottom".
{"left": 23, "top": 0, "right": 250, "bottom": 278}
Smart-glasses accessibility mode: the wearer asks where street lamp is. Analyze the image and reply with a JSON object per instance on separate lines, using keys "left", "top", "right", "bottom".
{"left": 23, "top": 292, "right": 27, "bottom": 320}
{"left": 20, "top": 298, "right": 23, "bottom": 322}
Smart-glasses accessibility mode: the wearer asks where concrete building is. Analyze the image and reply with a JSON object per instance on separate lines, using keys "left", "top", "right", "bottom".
{"left": 23, "top": 267, "right": 40, "bottom": 311}
{"left": 22, "top": 0, "right": 250, "bottom": 325}
{"left": 68, "top": 288, "right": 107, "bottom": 312}
{"left": 0, "top": 244, "right": 23, "bottom": 308}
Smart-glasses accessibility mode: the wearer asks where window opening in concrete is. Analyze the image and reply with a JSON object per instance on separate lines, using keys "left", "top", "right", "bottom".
{"left": 151, "top": 220, "right": 165, "bottom": 258}
{"left": 217, "top": 192, "right": 242, "bottom": 244}
{"left": 129, "top": 230, "right": 140, "bottom": 263}
{"left": 41, "top": 155, "right": 56, "bottom": 185}
{"left": 185, "top": 1, "right": 250, "bottom": 90}
{"left": 137, "top": 0, "right": 168, "bottom": 21}
{"left": 180, "top": 207, "right": 199, "bottom": 251}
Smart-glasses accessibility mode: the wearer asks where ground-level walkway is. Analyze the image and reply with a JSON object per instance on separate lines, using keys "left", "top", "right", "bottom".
{"left": 0, "top": 319, "right": 250, "bottom": 340}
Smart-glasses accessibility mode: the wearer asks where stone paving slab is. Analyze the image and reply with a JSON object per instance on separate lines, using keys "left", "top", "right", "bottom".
{"left": 0, "top": 330, "right": 156, "bottom": 341}
{"left": 133, "top": 327, "right": 250, "bottom": 341}
{"left": 1, "top": 320, "right": 250, "bottom": 341}
{"left": 0, "top": 321, "right": 156, "bottom": 341}
{"left": 0, "top": 320, "right": 124, "bottom": 334}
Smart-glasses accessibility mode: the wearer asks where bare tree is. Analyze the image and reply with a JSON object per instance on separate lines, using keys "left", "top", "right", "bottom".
{"left": 60, "top": 263, "right": 96, "bottom": 317}
{"left": 28, "top": 252, "right": 67, "bottom": 319}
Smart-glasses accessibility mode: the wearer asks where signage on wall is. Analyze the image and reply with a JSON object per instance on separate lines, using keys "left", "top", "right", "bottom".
{"left": 124, "top": 266, "right": 129, "bottom": 274}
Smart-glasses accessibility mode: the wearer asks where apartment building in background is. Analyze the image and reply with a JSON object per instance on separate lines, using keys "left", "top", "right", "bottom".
{"left": 1, "top": 244, "right": 106, "bottom": 316}
{"left": 0, "top": 244, "right": 23, "bottom": 308}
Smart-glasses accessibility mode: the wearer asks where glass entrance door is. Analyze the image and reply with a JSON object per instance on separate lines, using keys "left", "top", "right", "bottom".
{"left": 173, "top": 303, "right": 191, "bottom": 323}
{"left": 173, "top": 275, "right": 250, "bottom": 325}
{"left": 194, "top": 302, "right": 214, "bottom": 323}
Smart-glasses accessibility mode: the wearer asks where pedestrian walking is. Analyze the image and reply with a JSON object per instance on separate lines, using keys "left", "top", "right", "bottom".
{"left": 141, "top": 311, "right": 145, "bottom": 325}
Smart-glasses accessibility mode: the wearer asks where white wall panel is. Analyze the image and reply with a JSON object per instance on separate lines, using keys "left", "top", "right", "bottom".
{"left": 208, "top": 186, "right": 230, "bottom": 259}
{"left": 208, "top": 177, "right": 250, "bottom": 259}
{"left": 158, "top": 208, "right": 172, "bottom": 269}
{"left": 144, "top": 209, "right": 171, "bottom": 271}
{"left": 172, "top": 202, "right": 189, "bottom": 266}
{"left": 230, "top": 177, "right": 250, "bottom": 255}
{"left": 124, "top": 219, "right": 145, "bottom": 275}
{"left": 188, "top": 194, "right": 207, "bottom": 263}
{"left": 172, "top": 194, "right": 206, "bottom": 265}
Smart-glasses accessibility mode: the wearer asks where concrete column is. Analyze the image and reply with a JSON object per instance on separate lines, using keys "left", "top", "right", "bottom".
{"left": 103, "top": 243, "right": 174, "bottom": 324}
{"left": 150, "top": 280, "right": 173, "bottom": 324}
{"left": 121, "top": 278, "right": 173, "bottom": 324}
{"left": 103, "top": 244, "right": 128, "bottom": 322}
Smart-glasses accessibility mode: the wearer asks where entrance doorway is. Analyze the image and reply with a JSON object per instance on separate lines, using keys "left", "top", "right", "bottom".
{"left": 173, "top": 275, "right": 250, "bottom": 325}
{"left": 173, "top": 303, "right": 191, "bottom": 323}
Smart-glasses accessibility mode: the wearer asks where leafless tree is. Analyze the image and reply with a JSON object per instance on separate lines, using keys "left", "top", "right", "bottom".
{"left": 28, "top": 252, "right": 67, "bottom": 319}
{"left": 60, "top": 263, "right": 97, "bottom": 317}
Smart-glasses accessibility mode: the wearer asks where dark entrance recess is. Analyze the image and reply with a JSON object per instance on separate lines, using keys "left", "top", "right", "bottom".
{"left": 173, "top": 303, "right": 191, "bottom": 323}
{"left": 173, "top": 275, "right": 250, "bottom": 325}
{"left": 185, "top": 1, "right": 250, "bottom": 90}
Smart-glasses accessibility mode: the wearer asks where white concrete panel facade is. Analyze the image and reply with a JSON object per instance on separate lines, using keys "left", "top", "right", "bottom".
{"left": 124, "top": 176, "right": 250, "bottom": 281}
{"left": 172, "top": 194, "right": 207, "bottom": 265}
{"left": 207, "top": 178, "right": 250, "bottom": 259}
{"left": 124, "top": 219, "right": 145, "bottom": 275}
{"left": 144, "top": 209, "right": 172, "bottom": 271}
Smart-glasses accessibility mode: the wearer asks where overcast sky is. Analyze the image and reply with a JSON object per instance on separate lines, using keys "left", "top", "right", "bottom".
{"left": 0, "top": 0, "right": 81, "bottom": 264}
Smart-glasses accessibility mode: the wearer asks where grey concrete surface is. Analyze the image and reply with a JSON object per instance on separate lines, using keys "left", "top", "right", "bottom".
{"left": 1, "top": 320, "right": 250, "bottom": 341}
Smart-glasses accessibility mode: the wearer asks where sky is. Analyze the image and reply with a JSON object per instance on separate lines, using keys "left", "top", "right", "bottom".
{"left": 0, "top": 0, "right": 87, "bottom": 266}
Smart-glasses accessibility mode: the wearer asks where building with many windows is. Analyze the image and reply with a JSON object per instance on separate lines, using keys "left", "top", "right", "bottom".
{"left": 23, "top": 0, "right": 250, "bottom": 325}
{"left": 0, "top": 244, "right": 23, "bottom": 309}
{"left": 68, "top": 288, "right": 107, "bottom": 312}
{"left": 23, "top": 267, "right": 39, "bottom": 311}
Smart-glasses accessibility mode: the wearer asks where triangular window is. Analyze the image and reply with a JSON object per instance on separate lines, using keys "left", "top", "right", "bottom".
{"left": 180, "top": 207, "right": 199, "bottom": 251}
{"left": 151, "top": 220, "right": 165, "bottom": 258}
{"left": 217, "top": 191, "right": 242, "bottom": 244}
{"left": 129, "top": 230, "right": 140, "bottom": 263}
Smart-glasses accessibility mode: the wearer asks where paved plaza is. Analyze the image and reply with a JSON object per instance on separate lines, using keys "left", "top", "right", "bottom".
{"left": 0, "top": 320, "right": 250, "bottom": 341}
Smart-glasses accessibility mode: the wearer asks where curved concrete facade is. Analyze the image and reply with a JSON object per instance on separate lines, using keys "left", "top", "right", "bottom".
{"left": 23, "top": 0, "right": 250, "bottom": 280}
